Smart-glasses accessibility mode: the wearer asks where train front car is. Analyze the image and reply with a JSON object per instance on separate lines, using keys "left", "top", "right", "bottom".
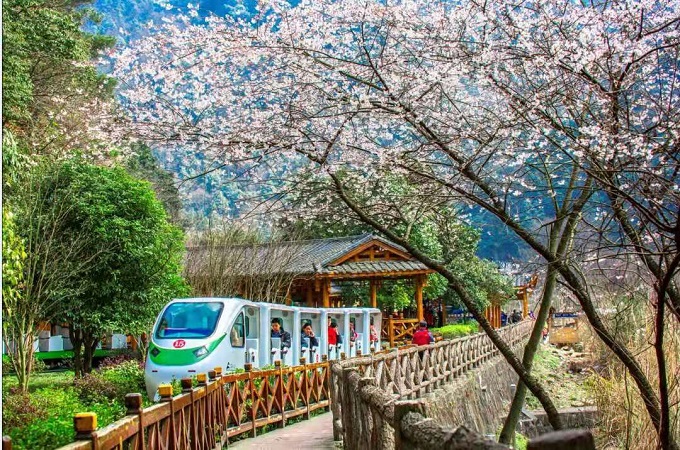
{"left": 145, "top": 298, "right": 243, "bottom": 399}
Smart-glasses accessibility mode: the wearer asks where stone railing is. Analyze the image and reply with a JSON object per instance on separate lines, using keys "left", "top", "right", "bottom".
{"left": 329, "top": 320, "right": 594, "bottom": 449}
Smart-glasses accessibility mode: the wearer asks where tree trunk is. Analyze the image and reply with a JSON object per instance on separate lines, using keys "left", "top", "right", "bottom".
{"left": 82, "top": 332, "right": 99, "bottom": 374}
{"left": 69, "top": 326, "right": 84, "bottom": 378}
{"left": 499, "top": 265, "right": 557, "bottom": 445}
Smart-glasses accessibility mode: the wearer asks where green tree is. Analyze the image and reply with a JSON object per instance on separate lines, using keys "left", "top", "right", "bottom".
{"left": 2, "top": 207, "right": 29, "bottom": 390}
{"left": 17, "top": 160, "right": 187, "bottom": 376}
{"left": 2, "top": 0, "right": 116, "bottom": 155}
{"left": 124, "top": 143, "right": 183, "bottom": 224}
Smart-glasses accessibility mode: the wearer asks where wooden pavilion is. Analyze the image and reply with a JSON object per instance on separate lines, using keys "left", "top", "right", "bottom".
{"left": 186, "top": 233, "right": 435, "bottom": 345}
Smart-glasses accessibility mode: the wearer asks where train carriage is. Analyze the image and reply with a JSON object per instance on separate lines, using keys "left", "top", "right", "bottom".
{"left": 145, "top": 297, "right": 381, "bottom": 399}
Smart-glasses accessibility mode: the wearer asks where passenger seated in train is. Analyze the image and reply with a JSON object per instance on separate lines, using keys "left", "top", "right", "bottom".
{"left": 328, "top": 320, "right": 342, "bottom": 347}
{"left": 270, "top": 318, "right": 291, "bottom": 353}
{"left": 300, "top": 322, "right": 319, "bottom": 348}
{"left": 349, "top": 322, "right": 358, "bottom": 346}
{"left": 369, "top": 317, "right": 379, "bottom": 344}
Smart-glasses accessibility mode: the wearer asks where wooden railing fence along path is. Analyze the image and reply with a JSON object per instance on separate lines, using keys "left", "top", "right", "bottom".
{"left": 50, "top": 358, "right": 330, "bottom": 450}
{"left": 381, "top": 317, "right": 420, "bottom": 348}
{"left": 331, "top": 320, "right": 595, "bottom": 450}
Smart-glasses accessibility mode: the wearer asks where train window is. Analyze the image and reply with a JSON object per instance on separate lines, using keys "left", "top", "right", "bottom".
{"left": 231, "top": 313, "right": 245, "bottom": 347}
{"left": 156, "top": 302, "right": 223, "bottom": 339}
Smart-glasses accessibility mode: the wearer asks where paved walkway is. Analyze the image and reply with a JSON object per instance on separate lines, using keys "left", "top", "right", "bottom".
{"left": 229, "top": 413, "right": 337, "bottom": 449}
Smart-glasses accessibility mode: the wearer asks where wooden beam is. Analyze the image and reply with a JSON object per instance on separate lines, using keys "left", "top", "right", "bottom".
{"left": 369, "top": 280, "right": 378, "bottom": 309}
{"left": 329, "top": 239, "right": 413, "bottom": 266}
{"left": 315, "top": 269, "right": 434, "bottom": 281}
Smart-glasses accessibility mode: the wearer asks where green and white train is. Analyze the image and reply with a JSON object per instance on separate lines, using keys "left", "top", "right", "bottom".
{"left": 145, "top": 298, "right": 382, "bottom": 399}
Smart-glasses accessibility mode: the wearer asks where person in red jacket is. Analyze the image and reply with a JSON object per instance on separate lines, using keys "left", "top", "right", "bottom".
{"left": 412, "top": 321, "right": 434, "bottom": 346}
{"left": 328, "top": 320, "right": 339, "bottom": 346}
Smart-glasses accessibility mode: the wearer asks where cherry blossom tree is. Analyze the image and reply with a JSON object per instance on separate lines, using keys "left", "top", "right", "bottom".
{"left": 114, "top": 0, "right": 679, "bottom": 445}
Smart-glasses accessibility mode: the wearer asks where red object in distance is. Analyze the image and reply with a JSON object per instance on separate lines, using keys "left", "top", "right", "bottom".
{"left": 173, "top": 339, "right": 186, "bottom": 348}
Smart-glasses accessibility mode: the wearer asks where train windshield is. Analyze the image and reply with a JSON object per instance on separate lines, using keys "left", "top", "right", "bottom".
{"left": 155, "top": 302, "right": 224, "bottom": 339}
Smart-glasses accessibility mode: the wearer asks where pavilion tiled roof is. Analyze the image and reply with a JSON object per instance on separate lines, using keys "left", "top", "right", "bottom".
{"left": 186, "top": 233, "right": 431, "bottom": 277}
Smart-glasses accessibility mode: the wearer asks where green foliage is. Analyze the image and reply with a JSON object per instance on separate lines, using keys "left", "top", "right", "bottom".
{"left": 100, "top": 360, "right": 146, "bottom": 398}
{"left": 73, "top": 372, "right": 119, "bottom": 404}
{"left": 2, "top": 130, "right": 29, "bottom": 197}
{"left": 431, "top": 323, "right": 479, "bottom": 340}
{"left": 2, "top": 206, "right": 26, "bottom": 307}
{"left": 2, "top": 0, "right": 115, "bottom": 124}
{"left": 74, "top": 359, "right": 145, "bottom": 403}
{"left": 124, "top": 142, "right": 183, "bottom": 224}
{"left": 27, "top": 159, "right": 189, "bottom": 335}
{"left": 3, "top": 382, "right": 126, "bottom": 450}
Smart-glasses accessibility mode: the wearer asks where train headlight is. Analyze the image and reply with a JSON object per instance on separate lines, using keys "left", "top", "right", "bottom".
{"left": 193, "top": 346, "right": 209, "bottom": 359}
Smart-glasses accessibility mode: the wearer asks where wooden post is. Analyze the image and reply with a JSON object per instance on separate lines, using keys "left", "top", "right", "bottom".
{"left": 275, "top": 360, "right": 286, "bottom": 428}
{"left": 415, "top": 275, "right": 425, "bottom": 322}
{"left": 285, "top": 290, "right": 292, "bottom": 306}
{"left": 2, "top": 436, "right": 11, "bottom": 450}
{"left": 369, "top": 280, "right": 378, "bottom": 308}
{"left": 306, "top": 283, "right": 314, "bottom": 307}
{"left": 322, "top": 279, "right": 331, "bottom": 308}
{"left": 74, "top": 412, "right": 98, "bottom": 441}
{"left": 125, "top": 393, "right": 145, "bottom": 448}
{"left": 388, "top": 316, "right": 395, "bottom": 348}
{"left": 522, "top": 290, "right": 529, "bottom": 318}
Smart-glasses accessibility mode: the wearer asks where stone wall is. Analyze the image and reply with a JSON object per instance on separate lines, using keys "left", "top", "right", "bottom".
{"left": 519, "top": 406, "right": 598, "bottom": 438}
{"left": 422, "top": 352, "right": 519, "bottom": 435}
{"left": 422, "top": 356, "right": 598, "bottom": 437}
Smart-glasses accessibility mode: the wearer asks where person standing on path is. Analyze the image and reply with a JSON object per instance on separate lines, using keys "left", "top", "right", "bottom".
{"left": 412, "top": 321, "right": 434, "bottom": 346}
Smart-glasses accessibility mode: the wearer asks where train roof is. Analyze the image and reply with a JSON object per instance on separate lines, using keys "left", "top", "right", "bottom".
{"left": 169, "top": 297, "right": 379, "bottom": 314}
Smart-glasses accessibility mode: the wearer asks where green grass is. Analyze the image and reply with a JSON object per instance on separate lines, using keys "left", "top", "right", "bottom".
{"left": 523, "top": 345, "right": 592, "bottom": 410}
{"left": 495, "top": 428, "right": 528, "bottom": 449}
{"left": 3, "top": 370, "right": 73, "bottom": 393}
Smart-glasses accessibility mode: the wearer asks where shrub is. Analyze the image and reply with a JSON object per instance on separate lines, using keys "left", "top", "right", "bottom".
{"left": 6, "top": 385, "right": 126, "bottom": 450}
{"left": 98, "top": 351, "right": 137, "bottom": 369}
{"left": 100, "top": 359, "right": 145, "bottom": 398}
{"left": 2, "top": 388, "right": 48, "bottom": 429}
{"left": 73, "top": 372, "right": 119, "bottom": 403}
{"left": 431, "top": 323, "right": 479, "bottom": 340}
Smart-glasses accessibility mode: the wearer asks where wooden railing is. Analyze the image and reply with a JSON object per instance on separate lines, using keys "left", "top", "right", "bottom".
{"left": 382, "top": 317, "right": 420, "bottom": 347}
{"left": 55, "top": 358, "right": 330, "bottom": 450}
{"left": 330, "top": 320, "right": 534, "bottom": 445}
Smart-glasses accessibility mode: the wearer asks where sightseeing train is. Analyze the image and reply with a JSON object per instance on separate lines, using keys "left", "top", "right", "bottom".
{"left": 145, "top": 298, "right": 382, "bottom": 399}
